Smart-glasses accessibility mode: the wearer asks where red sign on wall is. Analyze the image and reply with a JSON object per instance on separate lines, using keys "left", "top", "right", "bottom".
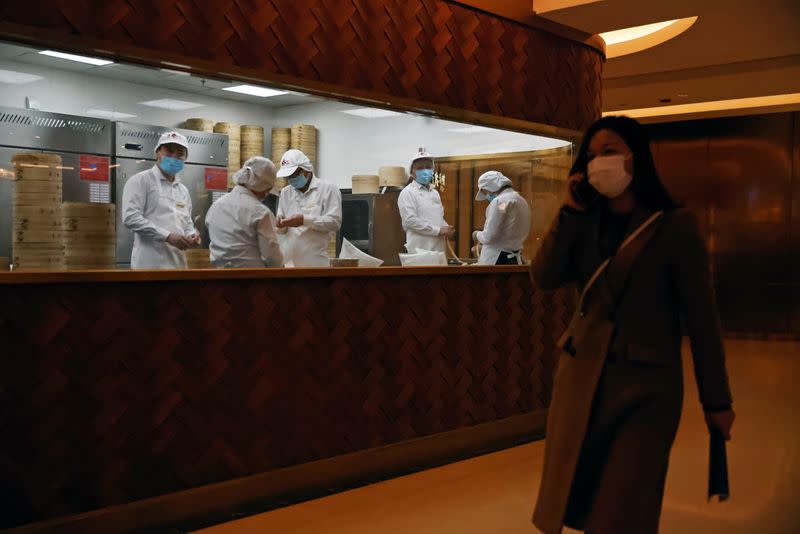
{"left": 79, "top": 155, "right": 110, "bottom": 182}
{"left": 205, "top": 167, "right": 229, "bottom": 191}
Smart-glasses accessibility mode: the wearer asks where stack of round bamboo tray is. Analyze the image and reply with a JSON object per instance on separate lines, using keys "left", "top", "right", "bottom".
{"left": 214, "top": 122, "right": 241, "bottom": 188}
{"left": 183, "top": 118, "right": 214, "bottom": 133}
{"left": 62, "top": 202, "right": 116, "bottom": 270}
{"left": 185, "top": 248, "right": 211, "bottom": 269}
{"left": 240, "top": 125, "right": 265, "bottom": 165}
{"left": 271, "top": 127, "right": 291, "bottom": 190}
{"left": 0, "top": 257, "right": 9, "bottom": 271}
{"left": 351, "top": 175, "right": 379, "bottom": 194}
{"left": 379, "top": 166, "right": 408, "bottom": 188}
{"left": 290, "top": 124, "right": 318, "bottom": 172}
{"left": 11, "top": 152, "right": 64, "bottom": 271}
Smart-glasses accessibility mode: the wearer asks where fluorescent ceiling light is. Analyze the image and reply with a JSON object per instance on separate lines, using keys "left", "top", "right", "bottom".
{"left": 0, "top": 68, "right": 43, "bottom": 84}
{"left": 160, "top": 68, "right": 191, "bottom": 76}
{"left": 85, "top": 108, "right": 137, "bottom": 120}
{"left": 222, "top": 84, "right": 287, "bottom": 97}
{"left": 448, "top": 125, "right": 494, "bottom": 134}
{"left": 600, "top": 20, "right": 679, "bottom": 46}
{"left": 139, "top": 98, "right": 204, "bottom": 110}
{"left": 604, "top": 92, "right": 800, "bottom": 119}
{"left": 341, "top": 108, "right": 402, "bottom": 118}
{"left": 39, "top": 50, "right": 113, "bottom": 66}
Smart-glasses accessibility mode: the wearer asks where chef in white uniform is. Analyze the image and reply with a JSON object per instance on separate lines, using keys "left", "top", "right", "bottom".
{"left": 122, "top": 131, "right": 200, "bottom": 269}
{"left": 205, "top": 156, "right": 283, "bottom": 268}
{"left": 397, "top": 148, "right": 454, "bottom": 253}
{"left": 473, "top": 170, "right": 531, "bottom": 265}
{"left": 275, "top": 149, "right": 342, "bottom": 267}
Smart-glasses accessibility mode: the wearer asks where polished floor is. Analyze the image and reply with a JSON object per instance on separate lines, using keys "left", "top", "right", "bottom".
{"left": 196, "top": 340, "right": 800, "bottom": 533}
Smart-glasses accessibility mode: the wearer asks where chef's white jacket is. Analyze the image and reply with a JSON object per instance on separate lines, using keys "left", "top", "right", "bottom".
{"left": 397, "top": 180, "right": 448, "bottom": 253}
{"left": 122, "top": 165, "right": 197, "bottom": 269}
{"left": 205, "top": 185, "right": 283, "bottom": 268}
{"left": 475, "top": 188, "right": 531, "bottom": 265}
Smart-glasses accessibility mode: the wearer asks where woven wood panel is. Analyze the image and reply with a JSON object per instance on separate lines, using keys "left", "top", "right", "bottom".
{"left": 0, "top": 0, "right": 602, "bottom": 131}
{"left": 0, "top": 273, "right": 572, "bottom": 527}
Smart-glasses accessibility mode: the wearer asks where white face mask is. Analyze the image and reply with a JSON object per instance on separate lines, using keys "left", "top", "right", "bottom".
{"left": 587, "top": 155, "right": 632, "bottom": 198}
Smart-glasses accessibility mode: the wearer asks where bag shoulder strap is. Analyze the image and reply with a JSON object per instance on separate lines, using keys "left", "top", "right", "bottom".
{"left": 575, "top": 210, "right": 664, "bottom": 314}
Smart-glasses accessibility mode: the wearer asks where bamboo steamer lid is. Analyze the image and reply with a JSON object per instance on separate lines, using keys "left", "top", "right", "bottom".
{"left": 184, "top": 118, "right": 214, "bottom": 132}
{"left": 351, "top": 175, "right": 379, "bottom": 194}
{"left": 63, "top": 218, "right": 115, "bottom": 232}
{"left": 12, "top": 152, "right": 62, "bottom": 182}
{"left": 13, "top": 193, "right": 62, "bottom": 205}
{"left": 214, "top": 122, "right": 241, "bottom": 138}
{"left": 14, "top": 181, "right": 62, "bottom": 194}
{"left": 271, "top": 127, "right": 291, "bottom": 163}
{"left": 12, "top": 205, "right": 61, "bottom": 218}
{"left": 14, "top": 215, "right": 62, "bottom": 229}
{"left": 379, "top": 166, "right": 408, "bottom": 187}
{"left": 241, "top": 125, "right": 265, "bottom": 164}
{"left": 14, "top": 229, "right": 63, "bottom": 243}
{"left": 0, "top": 257, "right": 9, "bottom": 271}
{"left": 62, "top": 201, "right": 115, "bottom": 217}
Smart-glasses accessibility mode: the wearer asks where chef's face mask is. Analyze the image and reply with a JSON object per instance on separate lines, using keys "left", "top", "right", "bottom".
{"left": 415, "top": 168, "right": 434, "bottom": 185}
{"left": 587, "top": 154, "right": 632, "bottom": 198}
{"left": 159, "top": 156, "right": 184, "bottom": 176}
{"left": 289, "top": 171, "right": 309, "bottom": 190}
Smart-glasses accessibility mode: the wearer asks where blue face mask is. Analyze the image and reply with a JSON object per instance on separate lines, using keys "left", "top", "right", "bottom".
{"left": 487, "top": 193, "right": 498, "bottom": 202}
{"left": 289, "top": 173, "right": 309, "bottom": 189}
{"left": 415, "top": 168, "right": 434, "bottom": 185}
{"left": 159, "top": 156, "right": 184, "bottom": 175}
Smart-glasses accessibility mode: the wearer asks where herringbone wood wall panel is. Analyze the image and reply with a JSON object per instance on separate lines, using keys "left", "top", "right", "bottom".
{"left": 0, "top": 274, "right": 572, "bottom": 526}
{"left": 0, "top": 0, "right": 603, "bottom": 130}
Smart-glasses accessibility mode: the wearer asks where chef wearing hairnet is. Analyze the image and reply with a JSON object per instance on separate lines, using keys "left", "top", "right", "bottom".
{"left": 122, "top": 131, "right": 200, "bottom": 269}
{"left": 473, "top": 170, "right": 531, "bottom": 265}
{"left": 397, "top": 148, "right": 454, "bottom": 254}
{"left": 205, "top": 156, "right": 283, "bottom": 268}
{"left": 275, "top": 149, "right": 342, "bottom": 267}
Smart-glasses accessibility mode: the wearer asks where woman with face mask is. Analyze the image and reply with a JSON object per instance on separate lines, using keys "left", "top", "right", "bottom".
{"left": 397, "top": 149, "right": 455, "bottom": 254}
{"left": 530, "top": 116, "right": 735, "bottom": 534}
{"left": 205, "top": 156, "right": 283, "bottom": 268}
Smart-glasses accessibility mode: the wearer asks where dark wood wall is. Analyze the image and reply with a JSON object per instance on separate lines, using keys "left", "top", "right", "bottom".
{"left": 0, "top": 0, "right": 603, "bottom": 132}
{"left": 0, "top": 272, "right": 572, "bottom": 528}
{"left": 647, "top": 112, "right": 800, "bottom": 337}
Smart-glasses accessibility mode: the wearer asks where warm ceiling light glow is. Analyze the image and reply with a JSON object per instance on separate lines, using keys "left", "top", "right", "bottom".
{"left": 602, "top": 17, "right": 698, "bottom": 58}
{"left": 601, "top": 20, "right": 679, "bottom": 46}
{"left": 222, "top": 85, "right": 287, "bottom": 97}
{"left": 39, "top": 50, "right": 113, "bottom": 66}
{"left": 604, "top": 93, "right": 800, "bottom": 119}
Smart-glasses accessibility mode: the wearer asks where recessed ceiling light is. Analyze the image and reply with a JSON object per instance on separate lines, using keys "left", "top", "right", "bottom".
{"left": 39, "top": 50, "right": 113, "bottom": 66}
{"left": 85, "top": 109, "right": 137, "bottom": 119}
{"left": 222, "top": 85, "right": 287, "bottom": 97}
{"left": 0, "top": 68, "right": 43, "bottom": 84}
{"left": 341, "top": 108, "right": 403, "bottom": 118}
{"left": 139, "top": 99, "right": 204, "bottom": 110}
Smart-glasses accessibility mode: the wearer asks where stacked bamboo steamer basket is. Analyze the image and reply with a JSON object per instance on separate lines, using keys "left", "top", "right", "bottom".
{"left": 271, "top": 127, "right": 291, "bottom": 191}
{"left": 351, "top": 175, "right": 379, "bottom": 194}
{"left": 185, "top": 248, "right": 211, "bottom": 269}
{"left": 290, "top": 124, "right": 318, "bottom": 172}
{"left": 0, "top": 257, "right": 8, "bottom": 271}
{"left": 240, "top": 125, "right": 265, "bottom": 165}
{"left": 327, "top": 233, "right": 337, "bottom": 259}
{"left": 183, "top": 118, "right": 214, "bottom": 133}
{"left": 379, "top": 166, "right": 407, "bottom": 188}
{"left": 62, "top": 202, "right": 116, "bottom": 270}
{"left": 11, "top": 152, "right": 64, "bottom": 270}
{"left": 214, "top": 122, "right": 241, "bottom": 188}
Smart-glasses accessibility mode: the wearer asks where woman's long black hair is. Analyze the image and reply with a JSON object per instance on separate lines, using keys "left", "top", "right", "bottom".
{"left": 571, "top": 115, "right": 679, "bottom": 211}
